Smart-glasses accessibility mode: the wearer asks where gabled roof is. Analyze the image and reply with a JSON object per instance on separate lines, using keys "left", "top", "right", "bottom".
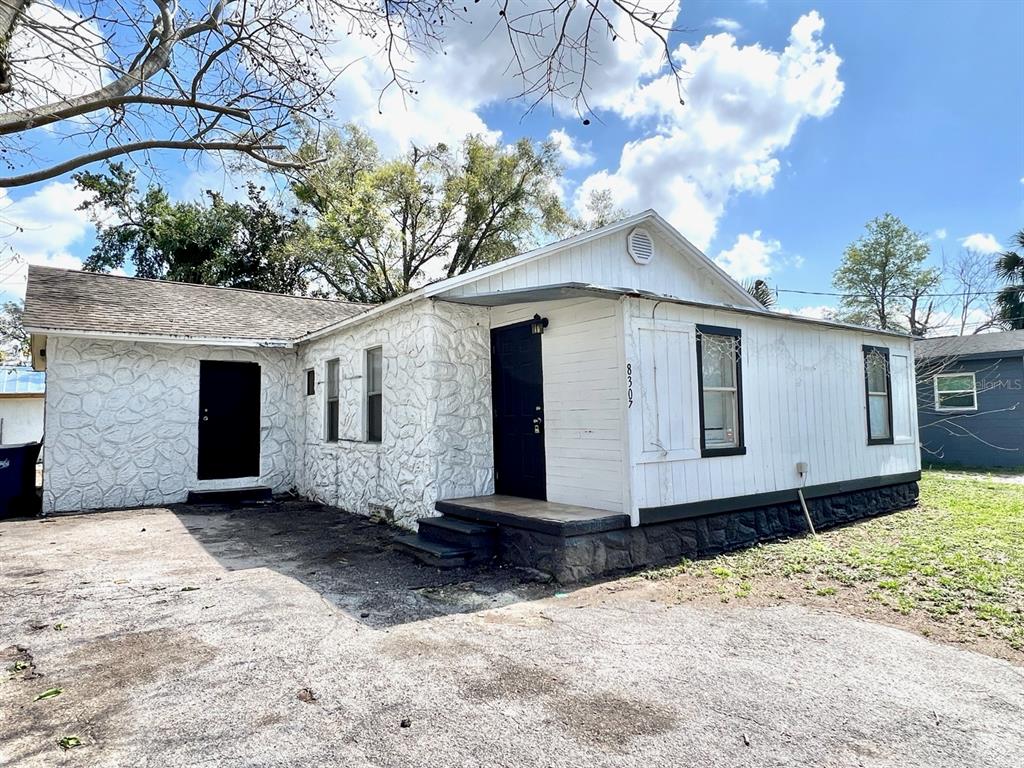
{"left": 24, "top": 266, "right": 368, "bottom": 345}
{"left": 423, "top": 209, "right": 765, "bottom": 310}
{"left": 299, "top": 210, "right": 767, "bottom": 343}
{"left": 915, "top": 330, "right": 1024, "bottom": 359}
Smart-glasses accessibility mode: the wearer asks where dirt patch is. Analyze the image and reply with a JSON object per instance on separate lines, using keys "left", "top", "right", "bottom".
{"left": 459, "top": 659, "right": 566, "bottom": 702}
{"left": 66, "top": 628, "right": 217, "bottom": 695}
{"left": 554, "top": 691, "right": 679, "bottom": 748}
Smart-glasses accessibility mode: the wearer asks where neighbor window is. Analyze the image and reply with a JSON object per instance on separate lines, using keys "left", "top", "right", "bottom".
{"left": 366, "top": 347, "right": 382, "bottom": 443}
{"left": 934, "top": 372, "right": 977, "bottom": 412}
{"left": 326, "top": 359, "right": 340, "bottom": 442}
{"left": 863, "top": 346, "right": 893, "bottom": 444}
{"left": 305, "top": 369, "right": 315, "bottom": 396}
{"left": 696, "top": 325, "right": 744, "bottom": 457}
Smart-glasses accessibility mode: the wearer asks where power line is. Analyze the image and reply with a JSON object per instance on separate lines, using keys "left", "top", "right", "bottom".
{"left": 775, "top": 286, "right": 1017, "bottom": 300}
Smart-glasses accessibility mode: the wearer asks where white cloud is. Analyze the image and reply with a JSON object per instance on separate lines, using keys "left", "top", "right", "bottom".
{"left": 323, "top": 3, "right": 679, "bottom": 154}
{"left": 574, "top": 12, "right": 844, "bottom": 249}
{"left": 714, "top": 231, "right": 781, "bottom": 280}
{"left": 934, "top": 228, "right": 947, "bottom": 240}
{"left": 780, "top": 305, "right": 834, "bottom": 321}
{"left": 923, "top": 307, "right": 994, "bottom": 336}
{"left": 709, "top": 18, "right": 742, "bottom": 33}
{"left": 0, "top": 182, "right": 93, "bottom": 298}
{"left": 960, "top": 232, "right": 1002, "bottom": 254}
{"left": 548, "top": 129, "right": 595, "bottom": 168}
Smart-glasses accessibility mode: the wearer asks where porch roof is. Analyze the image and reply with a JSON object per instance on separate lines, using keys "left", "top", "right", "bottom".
{"left": 431, "top": 282, "right": 911, "bottom": 339}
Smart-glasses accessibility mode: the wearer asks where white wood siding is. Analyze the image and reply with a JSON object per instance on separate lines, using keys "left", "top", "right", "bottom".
{"left": 448, "top": 229, "right": 743, "bottom": 307}
{"left": 624, "top": 298, "right": 920, "bottom": 514}
{"left": 489, "top": 298, "right": 627, "bottom": 513}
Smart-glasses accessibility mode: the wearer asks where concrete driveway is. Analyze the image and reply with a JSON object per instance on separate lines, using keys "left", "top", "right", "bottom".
{"left": 1, "top": 500, "right": 1021, "bottom": 767}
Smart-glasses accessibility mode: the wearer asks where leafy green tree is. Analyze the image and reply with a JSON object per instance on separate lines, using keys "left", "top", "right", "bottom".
{"left": 994, "top": 230, "right": 1024, "bottom": 330}
{"left": 0, "top": 300, "right": 29, "bottom": 362}
{"left": 287, "top": 126, "right": 572, "bottom": 303}
{"left": 832, "top": 213, "right": 940, "bottom": 334}
{"left": 575, "top": 188, "right": 630, "bottom": 230}
{"left": 74, "top": 164, "right": 308, "bottom": 294}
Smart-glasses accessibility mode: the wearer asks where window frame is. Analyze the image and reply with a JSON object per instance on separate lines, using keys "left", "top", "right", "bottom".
{"left": 365, "top": 346, "right": 383, "bottom": 443}
{"left": 863, "top": 345, "right": 894, "bottom": 446}
{"left": 695, "top": 324, "right": 745, "bottom": 458}
{"left": 305, "top": 369, "right": 315, "bottom": 397}
{"left": 325, "top": 358, "right": 340, "bottom": 442}
{"left": 933, "top": 372, "right": 978, "bottom": 412}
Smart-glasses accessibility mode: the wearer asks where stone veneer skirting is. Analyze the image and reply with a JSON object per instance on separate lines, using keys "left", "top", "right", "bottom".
{"left": 497, "top": 481, "right": 920, "bottom": 584}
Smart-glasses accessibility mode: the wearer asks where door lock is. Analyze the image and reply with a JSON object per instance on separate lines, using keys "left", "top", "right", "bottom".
{"left": 532, "top": 416, "right": 543, "bottom": 434}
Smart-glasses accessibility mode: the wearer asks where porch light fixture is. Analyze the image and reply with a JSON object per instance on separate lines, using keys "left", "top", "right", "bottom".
{"left": 531, "top": 314, "right": 549, "bottom": 335}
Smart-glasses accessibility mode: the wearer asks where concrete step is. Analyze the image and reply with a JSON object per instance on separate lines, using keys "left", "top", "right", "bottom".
{"left": 395, "top": 534, "right": 481, "bottom": 568}
{"left": 417, "top": 515, "right": 497, "bottom": 550}
{"left": 186, "top": 486, "right": 273, "bottom": 505}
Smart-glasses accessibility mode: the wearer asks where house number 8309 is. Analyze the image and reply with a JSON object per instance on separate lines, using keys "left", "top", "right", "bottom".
{"left": 626, "top": 363, "right": 633, "bottom": 408}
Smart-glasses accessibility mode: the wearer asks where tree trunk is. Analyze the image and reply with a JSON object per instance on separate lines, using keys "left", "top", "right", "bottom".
{"left": 0, "top": 0, "right": 28, "bottom": 94}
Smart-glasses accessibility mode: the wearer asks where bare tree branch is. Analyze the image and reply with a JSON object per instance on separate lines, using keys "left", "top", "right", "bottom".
{"left": 0, "top": 139, "right": 286, "bottom": 187}
{"left": 0, "top": 0, "right": 686, "bottom": 187}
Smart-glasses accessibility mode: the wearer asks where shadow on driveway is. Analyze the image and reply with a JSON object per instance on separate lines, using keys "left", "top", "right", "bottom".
{"left": 168, "top": 497, "right": 554, "bottom": 627}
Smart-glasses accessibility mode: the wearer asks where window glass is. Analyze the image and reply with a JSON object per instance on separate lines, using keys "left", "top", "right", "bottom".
{"left": 868, "top": 395, "right": 891, "bottom": 439}
{"left": 866, "top": 356, "right": 888, "bottom": 394}
{"left": 368, "top": 347, "right": 382, "bottom": 393}
{"left": 701, "top": 336, "right": 735, "bottom": 388}
{"left": 305, "top": 369, "right": 315, "bottom": 396}
{"left": 326, "top": 359, "right": 340, "bottom": 442}
{"left": 864, "top": 348, "right": 892, "bottom": 443}
{"left": 698, "top": 330, "right": 742, "bottom": 453}
{"left": 366, "top": 348, "right": 382, "bottom": 443}
{"left": 936, "top": 375, "right": 973, "bottom": 392}
{"left": 935, "top": 373, "right": 977, "bottom": 411}
{"left": 702, "top": 389, "right": 737, "bottom": 447}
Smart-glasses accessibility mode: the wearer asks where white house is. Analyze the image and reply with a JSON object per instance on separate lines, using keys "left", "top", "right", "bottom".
{"left": 24, "top": 211, "right": 921, "bottom": 581}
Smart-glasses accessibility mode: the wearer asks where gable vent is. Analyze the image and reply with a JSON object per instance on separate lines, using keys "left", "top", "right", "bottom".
{"left": 627, "top": 227, "right": 655, "bottom": 265}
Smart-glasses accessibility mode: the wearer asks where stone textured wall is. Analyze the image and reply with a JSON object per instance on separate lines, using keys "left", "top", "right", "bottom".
{"left": 43, "top": 337, "right": 299, "bottom": 513}
{"left": 498, "top": 481, "right": 920, "bottom": 583}
{"left": 297, "top": 300, "right": 493, "bottom": 528}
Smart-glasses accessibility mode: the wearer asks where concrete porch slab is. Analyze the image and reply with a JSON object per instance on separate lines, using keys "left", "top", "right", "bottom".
{"left": 437, "top": 494, "right": 630, "bottom": 536}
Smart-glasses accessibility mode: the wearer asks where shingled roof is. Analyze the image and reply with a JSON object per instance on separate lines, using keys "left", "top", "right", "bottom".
{"left": 915, "top": 330, "right": 1024, "bottom": 359}
{"left": 23, "top": 266, "right": 369, "bottom": 344}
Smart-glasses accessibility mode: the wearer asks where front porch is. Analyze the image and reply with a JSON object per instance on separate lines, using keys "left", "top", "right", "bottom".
{"left": 437, "top": 495, "right": 629, "bottom": 536}
{"left": 395, "top": 495, "right": 630, "bottom": 577}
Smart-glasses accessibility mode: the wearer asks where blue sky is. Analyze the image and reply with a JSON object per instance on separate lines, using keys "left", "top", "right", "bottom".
{"left": 1, "top": 0, "right": 1021, "bottom": 332}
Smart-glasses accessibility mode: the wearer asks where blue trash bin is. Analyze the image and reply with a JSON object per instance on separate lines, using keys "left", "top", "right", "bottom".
{"left": 0, "top": 441, "right": 42, "bottom": 518}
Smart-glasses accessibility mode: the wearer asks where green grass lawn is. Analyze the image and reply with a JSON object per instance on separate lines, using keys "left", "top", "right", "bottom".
{"left": 645, "top": 470, "right": 1024, "bottom": 658}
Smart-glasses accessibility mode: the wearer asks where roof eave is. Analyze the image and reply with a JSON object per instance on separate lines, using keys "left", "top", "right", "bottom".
{"left": 25, "top": 327, "right": 297, "bottom": 348}
{"left": 432, "top": 282, "right": 911, "bottom": 339}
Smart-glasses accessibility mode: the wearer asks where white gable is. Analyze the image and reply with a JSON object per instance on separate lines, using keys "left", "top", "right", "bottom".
{"left": 429, "top": 211, "right": 763, "bottom": 310}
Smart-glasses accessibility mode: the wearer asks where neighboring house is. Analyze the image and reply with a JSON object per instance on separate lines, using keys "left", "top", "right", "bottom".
{"left": 0, "top": 366, "right": 44, "bottom": 445}
{"left": 915, "top": 331, "right": 1024, "bottom": 469}
{"left": 23, "top": 211, "right": 921, "bottom": 582}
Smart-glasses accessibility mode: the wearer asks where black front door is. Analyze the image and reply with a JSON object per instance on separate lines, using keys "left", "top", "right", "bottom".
{"left": 491, "top": 322, "right": 546, "bottom": 500}
{"left": 198, "top": 360, "right": 261, "bottom": 480}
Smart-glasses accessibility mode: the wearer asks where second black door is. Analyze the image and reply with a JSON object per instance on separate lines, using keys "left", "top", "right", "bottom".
{"left": 491, "top": 322, "right": 546, "bottom": 499}
{"left": 197, "top": 360, "right": 261, "bottom": 480}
